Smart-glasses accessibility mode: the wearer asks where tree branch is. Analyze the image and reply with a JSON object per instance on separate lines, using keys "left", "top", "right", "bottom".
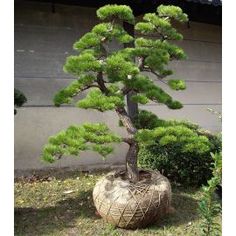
{"left": 122, "top": 137, "right": 134, "bottom": 145}
{"left": 115, "top": 107, "right": 137, "bottom": 134}
{"left": 121, "top": 86, "right": 132, "bottom": 95}
{"left": 141, "top": 68, "right": 168, "bottom": 85}
{"left": 97, "top": 72, "right": 109, "bottom": 95}
{"left": 82, "top": 84, "right": 100, "bottom": 91}
{"left": 137, "top": 56, "right": 145, "bottom": 70}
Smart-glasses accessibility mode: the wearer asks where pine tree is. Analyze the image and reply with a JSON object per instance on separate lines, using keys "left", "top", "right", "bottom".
{"left": 41, "top": 4, "right": 209, "bottom": 182}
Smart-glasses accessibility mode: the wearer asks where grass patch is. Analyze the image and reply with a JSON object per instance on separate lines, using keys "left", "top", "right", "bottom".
{"left": 15, "top": 172, "right": 221, "bottom": 236}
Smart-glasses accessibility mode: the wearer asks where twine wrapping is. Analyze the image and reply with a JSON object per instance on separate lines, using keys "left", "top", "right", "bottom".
{"left": 93, "top": 170, "right": 171, "bottom": 229}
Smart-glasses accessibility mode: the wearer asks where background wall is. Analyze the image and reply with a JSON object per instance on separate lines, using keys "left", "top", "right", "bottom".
{"left": 14, "top": 1, "right": 222, "bottom": 175}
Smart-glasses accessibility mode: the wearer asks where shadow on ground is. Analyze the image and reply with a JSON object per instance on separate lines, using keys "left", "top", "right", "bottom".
{"left": 15, "top": 187, "right": 201, "bottom": 235}
{"left": 15, "top": 189, "right": 99, "bottom": 236}
{"left": 148, "top": 191, "right": 200, "bottom": 230}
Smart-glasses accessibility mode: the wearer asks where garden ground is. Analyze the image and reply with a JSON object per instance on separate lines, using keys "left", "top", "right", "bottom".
{"left": 15, "top": 171, "right": 221, "bottom": 236}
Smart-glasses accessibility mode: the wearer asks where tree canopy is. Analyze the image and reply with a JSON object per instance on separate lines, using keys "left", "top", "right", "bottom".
{"left": 41, "top": 5, "right": 211, "bottom": 175}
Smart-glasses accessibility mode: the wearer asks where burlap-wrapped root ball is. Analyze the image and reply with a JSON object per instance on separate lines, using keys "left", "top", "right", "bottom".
{"left": 93, "top": 170, "right": 172, "bottom": 229}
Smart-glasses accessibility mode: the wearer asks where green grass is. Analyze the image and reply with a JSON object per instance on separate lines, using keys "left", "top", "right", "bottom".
{"left": 15, "top": 172, "right": 221, "bottom": 236}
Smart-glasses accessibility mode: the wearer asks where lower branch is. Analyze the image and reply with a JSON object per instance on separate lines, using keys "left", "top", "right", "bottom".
{"left": 122, "top": 137, "right": 133, "bottom": 145}
{"left": 115, "top": 107, "right": 137, "bottom": 134}
{"left": 97, "top": 72, "right": 109, "bottom": 95}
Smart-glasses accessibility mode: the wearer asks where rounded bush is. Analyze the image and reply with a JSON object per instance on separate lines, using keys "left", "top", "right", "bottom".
{"left": 135, "top": 110, "right": 221, "bottom": 186}
{"left": 138, "top": 134, "right": 221, "bottom": 186}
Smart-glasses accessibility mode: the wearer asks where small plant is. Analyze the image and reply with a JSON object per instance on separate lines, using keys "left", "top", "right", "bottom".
{"left": 198, "top": 152, "right": 222, "bottom": 236}
{"left": 14, "top": 88, "right": 27, "bottom": 114}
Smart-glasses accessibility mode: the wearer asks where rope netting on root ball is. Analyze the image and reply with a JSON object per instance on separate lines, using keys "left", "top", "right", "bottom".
{"left": 93, "top": 170, "right": 172, "bottom": 229}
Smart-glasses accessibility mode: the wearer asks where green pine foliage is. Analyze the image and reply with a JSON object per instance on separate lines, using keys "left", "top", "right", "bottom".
{"left": 55, "top": 3, "right": 188, "bottom": 110}
{"left": 134, "top": 110, "right": 199, "bottom": 130}
{"left": 94, "top": 23, "right": 134, "bottom": 44}
{"left": 134, "top": 38, "right": 186, "bottom": 60}
{"left": 136, "top": 125, "right": 210, "bottom": 154}
{"left": 125, "top": 74, "right": 183, "bottom": 108}
{"left": 42, "top": 123, "right": 121, "bottom": 162}
{"left": 73, "top": 32, "right": 102, "bottom": 52}
{"left": 54, "top": 74, "right": 96, "bottom": 106}
{"left": 105, "top": 54, "right": 139, "bottom": 82}
{"left": 131, "top": 94, "right": 149, "bottom": 105}
{"left": 168, "top": 79, "right": 186, "bottom": 90}
{"left": 96, "top": 5, "right": 135, "bottom": 24}
{"left": 135, "top": 5, "right": 188, "bottom": 39}
{"left": 77, "top": 88, "right": 124, "bottom": 111}
{"left": 42, "top": 4, "right": 190, "bottom": 164}
{"left": 63, "top": 54, "right": 102, "bottom": 77}
{"left": 157, "top": 5, "right": 188, "bottom": 22}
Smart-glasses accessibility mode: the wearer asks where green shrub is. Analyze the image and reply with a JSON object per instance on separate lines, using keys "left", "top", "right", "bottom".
{"left": 136, "top": 110, "right": 221, "bottom": 186}
{"left": 198, "top": 152, "right": 222, "bottom": 235}
{"left": 14, "top": 88, "right": 27, "bottom": 114}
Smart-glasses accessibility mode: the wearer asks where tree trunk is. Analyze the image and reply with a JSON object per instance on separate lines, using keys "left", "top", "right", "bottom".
{"left": 126, "top": 141, "right": 139, "bottom": 182}
{"left": 116, "top": 107, "right": 139, "bottom": 182}
{"left": 123, "top": 21, "right": 138, "bottom": 122}
{"left": 127, "top": 91, "right": 138, "bottom": 121}
{"left": 96, "top": 71, "right": 139, "bottom": 182}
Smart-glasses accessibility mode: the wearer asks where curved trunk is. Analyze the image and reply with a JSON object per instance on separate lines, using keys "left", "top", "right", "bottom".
{"left": 126, "top": 141, "right": 139, "bottom": 182}
{"left": 116, "top": 107, "right": 139, "bottom": 182}
{"left": 96, "top": 71, "right": 139, "bottom": 182}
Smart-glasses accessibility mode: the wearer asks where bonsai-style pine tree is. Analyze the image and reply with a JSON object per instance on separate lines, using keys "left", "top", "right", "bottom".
{"left": 42, "top": 5, "right": 210, "bottom": 182}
